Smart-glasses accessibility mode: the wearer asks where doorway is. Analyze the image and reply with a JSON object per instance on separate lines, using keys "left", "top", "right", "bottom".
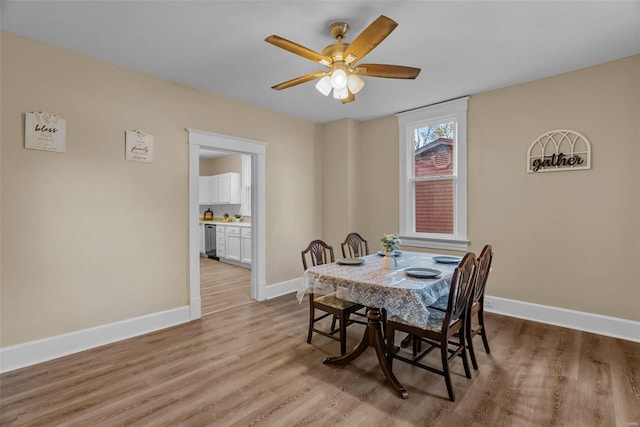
{"left": 199, "top": 148, "right": 252, "bottom": 316}
{"left": 187, "top": 129, "right": 267, "bottom": 320}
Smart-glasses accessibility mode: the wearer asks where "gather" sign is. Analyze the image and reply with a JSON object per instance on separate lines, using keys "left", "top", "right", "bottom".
{"left": 527, "top": 129, "right": 591, "bottom": 173}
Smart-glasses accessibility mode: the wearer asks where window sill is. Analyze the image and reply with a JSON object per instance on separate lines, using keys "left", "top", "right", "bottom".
{"left": 399, "top": 236, "right": 470, "bottom": 252}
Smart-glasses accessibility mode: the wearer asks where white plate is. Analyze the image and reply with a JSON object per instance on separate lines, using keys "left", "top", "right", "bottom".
{"left": 432, "top": 256, "right": 462, "bottom": 264}
{"left": 377, "top": 250, "right": 402, "bottom": 257}
{"left": 336, "top": 257, "right": 365, "bottom": 265}
{"left": 405, "top": 268, "right": 441, "bottom": 278}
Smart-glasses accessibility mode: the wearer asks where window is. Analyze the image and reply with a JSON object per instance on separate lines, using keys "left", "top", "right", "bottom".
{"left": 397, "top": 97, "right": 469, "bottom": 251}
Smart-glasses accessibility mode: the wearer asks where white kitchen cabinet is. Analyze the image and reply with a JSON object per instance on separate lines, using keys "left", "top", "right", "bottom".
{"left": 241, "top": 227, "right": 252, "bottom": 264}
{"left": 199, "top": 173, "right": 241, "bottom": 205}
{"left": 218, "top": 173, "right": 241, "bottom": 204}
{"left": 208, "top": 175, "right": 219, "bottom": 204}
{"left": 225, "top": 226, "right": 241, "bottom": 262}
{"left": 199, "top": 176, "right": 218, "bottom": 204}
{"left": 199, "top": 177, "right": 210, "bottom": 205}
{"left": 216, "top": 225, "right": 226, "bottom": 258}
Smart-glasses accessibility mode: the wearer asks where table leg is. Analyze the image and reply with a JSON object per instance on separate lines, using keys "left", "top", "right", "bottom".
{"left": 323, "top": 307, "right": 408, "bottom": 399}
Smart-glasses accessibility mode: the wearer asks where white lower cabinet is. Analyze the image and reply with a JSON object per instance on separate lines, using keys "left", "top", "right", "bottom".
{"left": 241, "top": 228, "right": 252, "bottom": 264}
{"left": 209, "top": 223, "right": 251, "bottom": 268}
{"left": 225, "top": 226, "right": 241, "bottom": 262}
{"left": 216, "top": 225, "right": 226, "bottom": 258}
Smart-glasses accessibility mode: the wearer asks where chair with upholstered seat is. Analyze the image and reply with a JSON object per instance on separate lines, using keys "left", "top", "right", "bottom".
{"left": 302, "top": 239, "right": 366, "bottom": 355}
{"left": 341, "top": 232, "right": 370, "bottom": 258}
{"left": 427, "top": 245, "right": 493, "bottom": 370}
{"left": 386, "top": 252, "right": 477, "bottom": 402}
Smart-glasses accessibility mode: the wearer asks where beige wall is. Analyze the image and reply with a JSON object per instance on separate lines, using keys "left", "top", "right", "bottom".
{"left": 353, "top": 115, "right": 401, "bottom": 244}
{"left": 321, "top": 119, "right": 358, "bottom": 250}
{"left": 466, "top": 55, "right": 639, "bottom": 321}
{"left": 0, "top": 32, "right": 322, "bottom": 346}
{"left": 2, "top": 30, "right": 637, "bottom": 349}
{"left": 199, "top": 153, "right": 242, "bottom": 176}
{"left": 333, "top": 55, "right": 639, "bottom": 321}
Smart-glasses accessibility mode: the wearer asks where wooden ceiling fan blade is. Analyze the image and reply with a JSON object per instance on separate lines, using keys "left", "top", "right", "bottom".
{"left": 356, "top": 64, "right": 421, "bottom": 79}
{"left": 265, "top": 35, "right": 332, "bottom": 66}
{"left": 271, "top": 71, "right": 327, "bottom": 90}
{"left": 343, "top": 15, "right": 398, "bottom": 64}
{"left": 341, "top": 91, "right": 355, "bottom": 104}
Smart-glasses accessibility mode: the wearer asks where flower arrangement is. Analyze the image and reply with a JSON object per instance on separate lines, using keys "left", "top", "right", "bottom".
{"left": 380, "top": 233, "right": 401, "bottom": 253}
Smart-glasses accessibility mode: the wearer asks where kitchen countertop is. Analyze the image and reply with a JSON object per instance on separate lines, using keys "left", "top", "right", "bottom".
{"left": 199, "top": 220, "right": 251, "bottom": 227}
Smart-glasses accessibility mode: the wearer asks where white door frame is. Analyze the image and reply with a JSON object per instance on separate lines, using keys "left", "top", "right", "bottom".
{"left": 187, "top": 128, "right": 267, "bottom": 320}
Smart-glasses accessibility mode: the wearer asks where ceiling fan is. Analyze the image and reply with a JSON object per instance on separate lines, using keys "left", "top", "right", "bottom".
{"left": 265, "top": 15, "right": 421, "bottom": 104}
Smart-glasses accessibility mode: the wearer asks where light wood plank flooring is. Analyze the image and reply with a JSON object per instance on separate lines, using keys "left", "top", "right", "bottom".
{"left": 200, "top": 256, "right": 252, "bottom": 317}
{"left": 1, "top": 294, "right": 638, "bottom": 426}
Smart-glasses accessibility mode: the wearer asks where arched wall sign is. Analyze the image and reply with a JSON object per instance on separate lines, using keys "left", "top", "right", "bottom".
{"left": 527, "top": 129, "right": 591, "bottom": 173}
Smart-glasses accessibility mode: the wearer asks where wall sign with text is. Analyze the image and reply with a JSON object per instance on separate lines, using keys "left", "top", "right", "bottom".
{"left": 527, "top": 129, "right": 591, "bottom": 173}
{"left": 25, "top": 112, "right": 67, "bottom": 153}
{"left": 125, "top": 130, "right": 154, "bottom": 163}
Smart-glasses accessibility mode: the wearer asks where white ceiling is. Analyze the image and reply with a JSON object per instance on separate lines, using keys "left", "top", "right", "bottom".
{"left": 2, "top": 1, "right": 639, "bottom": 124}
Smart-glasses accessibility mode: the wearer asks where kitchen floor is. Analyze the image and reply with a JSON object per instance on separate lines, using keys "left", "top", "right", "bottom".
{"left": 200, "top": 257, "right": 252, "bottom": 317}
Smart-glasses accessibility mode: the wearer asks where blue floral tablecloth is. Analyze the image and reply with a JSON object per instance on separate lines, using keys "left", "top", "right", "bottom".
{"left": 298, "top": 252, "right": 458, "bottom": 329}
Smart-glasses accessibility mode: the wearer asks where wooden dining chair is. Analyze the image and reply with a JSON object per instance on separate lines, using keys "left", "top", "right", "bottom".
{"left": 302, "top": 239, "right": 366, "bottom": 355}
{"left": 341, "top": 232, "right": 370, "bottom": 258}
{"left": 464, "top": 244, "right": 493, "bottom": 370}
{"left": 427, "top": 245, "right": 493, "bottom": 370}
{"left": 386, "top": 252, "right": 477, "bottom": 402}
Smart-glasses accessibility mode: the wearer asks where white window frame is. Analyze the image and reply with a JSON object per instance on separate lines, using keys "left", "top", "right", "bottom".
{"left": 397, "top": 97, "right": 469, "bottom": 251}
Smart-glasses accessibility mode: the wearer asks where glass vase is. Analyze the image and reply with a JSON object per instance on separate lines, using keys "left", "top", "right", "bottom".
{"left": 382, "top": 251, "right": 397, "bottom": 269}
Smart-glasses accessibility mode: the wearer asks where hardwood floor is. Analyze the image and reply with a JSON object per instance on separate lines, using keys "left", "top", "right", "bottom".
{"left": 200, "top": 256, "right": 252, "bottom": 317}
{"left": 1, "top": 291, "right": 638, "bottom": 426}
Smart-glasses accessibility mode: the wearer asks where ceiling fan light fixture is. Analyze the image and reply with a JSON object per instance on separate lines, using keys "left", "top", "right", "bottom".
{"left": 347, "top": 74, "right": 365, "bottom": 94}
{"left": 332, "top": 86, "right": 348, "bottom": 100}
{"left": 315, "top": 76, "right": 332, "bottom": 96}
{"left": 330, "top": 68, "right": 347, "bottom": 89}
{"left": 266, "top": 15, "right": 420, "bottom": 104}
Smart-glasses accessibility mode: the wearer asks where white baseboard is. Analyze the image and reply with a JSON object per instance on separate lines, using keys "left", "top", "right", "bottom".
{"left": 264, "top": 277, "right": 300, "bottom": 300}
{"left": 0, "top": 306, "right": 191, "bottom": 373}
{"left": 4, "top": 294, "right": 635, "bottom": 373}
{"left": 261, "top": 281, "right": 640, "bottom": 342}
{"left": 484, "top": 295, "right": 640, "bottom": 343}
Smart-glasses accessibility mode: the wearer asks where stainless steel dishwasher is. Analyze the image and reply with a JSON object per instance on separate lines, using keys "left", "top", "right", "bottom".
{"left": 205, "top": 224, "right": 218, "bottom": 259}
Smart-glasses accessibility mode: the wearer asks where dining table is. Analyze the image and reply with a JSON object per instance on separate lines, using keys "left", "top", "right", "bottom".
{"left": 297, "top": 251, "right": 460, "bottom": 399}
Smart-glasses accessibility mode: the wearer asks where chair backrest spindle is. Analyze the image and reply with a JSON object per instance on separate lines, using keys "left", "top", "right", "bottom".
{"left": 341, "top": 232, "right": 369, "bottom": 258}
{"left": 445, "top": 252, "right": 477, "bottom": 326}
{"left": 302, "top": 239, "right": 335, "bottom": 270}
{"left": 473, "top": 245, "right": 493, "bottom": 304}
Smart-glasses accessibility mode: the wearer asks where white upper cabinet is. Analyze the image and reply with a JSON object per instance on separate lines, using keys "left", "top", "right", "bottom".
{"left": 217, "top": 173, "right": 241, "bottom": 204}
{"left": 199, "top": 173, "right": 241, "bottom": 205}
{"left": 198, "top": 177, "right": 210, "bottom": 205}
{"left": 208, "top": 175, "right": 219, "bottom": 204}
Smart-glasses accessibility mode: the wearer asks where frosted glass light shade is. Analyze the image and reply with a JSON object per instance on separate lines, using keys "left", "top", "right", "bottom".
{"left": 315, "top": 76, "right": 332, "bottom": 96}
{"left": 330, "top": 69, "right": 347, "bottom": 89}
{"left": 332, "top": 86, "right": 348, "bottom": 99}
{"left": 347, "top": 74, "right": 365, "bottom": 94}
